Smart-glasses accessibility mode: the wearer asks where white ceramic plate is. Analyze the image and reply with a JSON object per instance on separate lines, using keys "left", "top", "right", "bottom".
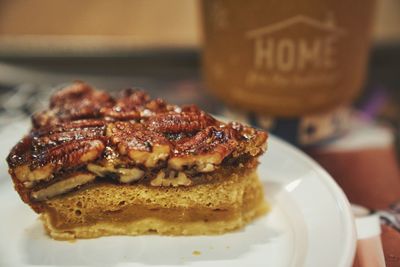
{"left": 0, "top": 121, "right": 356, "bottom": 267}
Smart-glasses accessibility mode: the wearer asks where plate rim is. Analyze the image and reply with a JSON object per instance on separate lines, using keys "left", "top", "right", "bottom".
{"left": 0, "top": 123, "right": 357, "bottom": 267}
{"left": 268, "top": 134, "right": 357, "bottom": 267}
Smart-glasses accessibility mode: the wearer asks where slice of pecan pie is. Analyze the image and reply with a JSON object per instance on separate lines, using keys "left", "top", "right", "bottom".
{"left": 7, "top": 82, "right": 268, "bottom": 240}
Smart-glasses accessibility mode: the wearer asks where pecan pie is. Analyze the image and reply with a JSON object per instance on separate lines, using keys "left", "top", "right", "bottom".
{"left": 7, "top": 82, "right": 268, "bottom": 240}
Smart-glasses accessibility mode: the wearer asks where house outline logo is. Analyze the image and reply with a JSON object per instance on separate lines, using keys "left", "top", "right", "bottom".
{"left": 245, "top": 14, "right": 346, "bottom": 72}
{"left": 246, "top": 14, "right": 346, "bottom": 38}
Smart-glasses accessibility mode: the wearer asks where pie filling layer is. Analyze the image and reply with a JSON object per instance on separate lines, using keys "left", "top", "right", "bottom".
{"left": 42, "top": 170, "right": 267, "bottom": 240}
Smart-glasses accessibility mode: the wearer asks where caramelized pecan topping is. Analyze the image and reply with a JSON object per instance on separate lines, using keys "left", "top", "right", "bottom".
{"left": 7, "top": 82, "right": 268, "bottom": 201}
{"left": 146, "top": 111, "right": 216, "bottom": 133}
{"left": 31, "top": 172, "right": 95, "bottom": 201}
{"left": 107, "top": 122, "right": 171, "bottom": 167}
{"left": 32, "top": 82, "right": 114, "bottom": 128}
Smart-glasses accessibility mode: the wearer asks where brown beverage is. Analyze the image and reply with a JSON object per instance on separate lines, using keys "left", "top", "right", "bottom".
{"left": 201, "top": 0, "right": 375, "bottom": 117}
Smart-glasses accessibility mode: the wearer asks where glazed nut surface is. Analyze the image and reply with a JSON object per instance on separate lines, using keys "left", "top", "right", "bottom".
{"left": 7, "top": 82, "right": 268, "bottom": 201}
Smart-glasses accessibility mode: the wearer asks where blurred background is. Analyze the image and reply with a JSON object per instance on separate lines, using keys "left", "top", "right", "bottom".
{"left": 0, "top": 0, "right": 398, "bottom": 117}
{"left": 0, "top": 0, "right": 398, "bottom": 134}
{"left": 0, "top": 0, "right": 399, "bottom": 265}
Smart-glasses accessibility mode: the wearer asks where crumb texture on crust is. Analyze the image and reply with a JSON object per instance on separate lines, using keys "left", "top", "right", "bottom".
{"left": 41, "top": 170, "right": 268, "bottom": 240}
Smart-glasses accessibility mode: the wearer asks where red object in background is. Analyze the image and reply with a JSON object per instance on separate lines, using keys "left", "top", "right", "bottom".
{"left": 382, "top": 224, "right": 400, "bottom": 267}
{"left": 308, "top": 119, "right": 400, "bottom": 210}
{"left": 311, "top": 147, "right": 400, "bottom": 209}
{"left": 308, "top": 117, "right": 400, "bottom": 267}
